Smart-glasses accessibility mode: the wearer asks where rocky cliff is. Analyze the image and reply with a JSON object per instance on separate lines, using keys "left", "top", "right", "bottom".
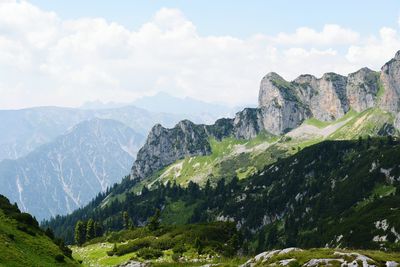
{"left": 131, "top": 50, "right": 400, "bottom": 181}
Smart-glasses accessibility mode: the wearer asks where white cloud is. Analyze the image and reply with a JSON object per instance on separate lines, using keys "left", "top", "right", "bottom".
{"left": 271, "top": 24, "right": 360, "bottom": 46}
{"left": 0, "top": 1, "right": 400, "bottom": 109}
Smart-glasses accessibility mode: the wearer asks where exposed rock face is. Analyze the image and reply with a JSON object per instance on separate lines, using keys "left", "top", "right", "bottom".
{"left": 131, "top": 120, "right": 211, "bottom": 180}
{"left": 130, "top": 50, "right": 400, "bottom": 181}
{"left": 379, "top": 51, "right": 400, "bottom": 113}
{"left": 346, "top": 68, "right": 380, "bottom": 112}
{"left": 258, "top": 73, "right": 310, "bottom": 134}
{"left": 232, "top": 108, "right": 264, "bottom": 138}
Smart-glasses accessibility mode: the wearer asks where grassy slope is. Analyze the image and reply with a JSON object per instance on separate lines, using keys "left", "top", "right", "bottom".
{"left": 0, "top": 208, "right": 77, "bottom": 267}
{"left": 328, "top": 108, "right": 395, "bottom": 139}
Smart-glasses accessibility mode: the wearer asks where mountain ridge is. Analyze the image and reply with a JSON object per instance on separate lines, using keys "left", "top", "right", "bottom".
{"left": 130, "top": 50, "right": 400, "bottom": 182}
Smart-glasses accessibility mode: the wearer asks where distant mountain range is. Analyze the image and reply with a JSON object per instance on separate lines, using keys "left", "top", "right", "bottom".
{"left": 0, "top": 105, "right": 179, "bottom": 162}
{"left": 82, "top": 92, "right": 247, "bottom": 124}
{"left": 0, "top": 118, "right": 144, "bottom": 220}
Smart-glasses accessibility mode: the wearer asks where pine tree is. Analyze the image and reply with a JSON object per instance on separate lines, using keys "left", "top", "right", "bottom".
{"left": 94, "top": 221, "right": 103, "bottom": 237}
{"left": 86, "top": 219, "right": 95, "bottom": 241}
{"left": 147, "top": 209, "right": 161, "bottom": 231}
{"left": 74, "top": 220, "right": 86, "bottom": 246}
{"left": 122, "top": 211, "right": 130, "bottom": 230}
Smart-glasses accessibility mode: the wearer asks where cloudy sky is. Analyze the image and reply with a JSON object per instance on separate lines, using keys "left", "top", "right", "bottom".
{"left": 1, "top": 0, "right": 400, "bottom": 109}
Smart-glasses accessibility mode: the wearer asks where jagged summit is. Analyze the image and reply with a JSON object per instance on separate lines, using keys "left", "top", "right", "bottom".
{"left": 130, "top": 50, "right": 400, "bottom": 181}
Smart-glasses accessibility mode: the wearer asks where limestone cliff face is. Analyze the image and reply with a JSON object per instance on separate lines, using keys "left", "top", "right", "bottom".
{"left": 131, "top": 120, "right": 211, "bottom": 180}
{"left": 232, "top": 108, "right": 264, "bottom": 139}
{"left": 131, "top": 50, "right": 400, "bottom": 181}
{"left": 379, "top": 51, "right": 400, "bottom": 113}
{"left": 346, "top": 68, "right": 380, "bottom": 112}
{"left": 258, "top": 73, "right": 311, "bottom": 134}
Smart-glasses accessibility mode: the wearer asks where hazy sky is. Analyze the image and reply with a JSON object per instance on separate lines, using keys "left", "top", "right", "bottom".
{"left": 1, "top": 0, "right": 400, "bottom": 109}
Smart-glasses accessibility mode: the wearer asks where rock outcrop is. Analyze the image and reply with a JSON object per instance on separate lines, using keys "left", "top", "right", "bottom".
{"left": 131, "top": 50, "right": 400, "bottom": 181}
{"left": 131, "top": 120, "right": 211, "bottom": 180}
{"left": 346, "top": 67, "right": 380, "bottom": 112}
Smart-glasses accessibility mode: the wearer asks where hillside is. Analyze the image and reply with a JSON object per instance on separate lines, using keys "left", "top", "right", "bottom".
{"left": 44, "top": 137, "right": 400, "bottom": 253}
{"left": 0, "top": 194, "right": 78, "bottom": 266}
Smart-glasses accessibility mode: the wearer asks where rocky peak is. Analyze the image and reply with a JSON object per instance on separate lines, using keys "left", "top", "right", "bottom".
{"left": 131, "top": 120, "right": 211, "bottom": 180}
{"left": 346, "top": 67, "right": 379, "bottom": 112}
{"left": 395, "top": 50, "right": 400, "bottom": 60}
{"left": 379, "top": 50, "right": 400, "bottom": 113}
{"left": 258, "top": 72, "right": 310, "bottom": 134}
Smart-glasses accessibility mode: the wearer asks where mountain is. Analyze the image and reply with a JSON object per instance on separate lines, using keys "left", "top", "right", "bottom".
{"left": 132, "top": 92, "right": 242, "bottom": 124}
{"left": 0, "top": 194, "right": 79, "bottom": 266}
{"left": 0, "top": 105, "right": 180, "bottom": 162}
{"left": 0, "top": 118, "right": 144, "bottom": 220}
{"left": 128, "top": 51, "right": 400, "bottom": 183}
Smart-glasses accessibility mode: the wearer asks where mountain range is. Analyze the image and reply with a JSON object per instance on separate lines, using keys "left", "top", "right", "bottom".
{"left": 128, "top": 51, "right": 400, "bottom": 185}
{"left": 44, "top": 51, "right": 400, "bottom": 256}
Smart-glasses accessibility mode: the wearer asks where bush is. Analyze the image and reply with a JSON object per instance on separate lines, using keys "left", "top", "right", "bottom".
{"left": 153, "top": 235, "right": 175, "bottom": 250}
{"left": 172, "top": 253, "right": 181, "bottom": 262}
{"left": 55, "top": 254, "right": 65, "bottom": 262}
{"left": 17, "top": 225, "right": 36, "bottom": 236}
{"left": 136, "top": 247, "right": 163, "bottom": 260}
{"left": 172, "top": 242, "right": 186, "bottom": 254}
{"left": 114, "top": 236, "right": 156, "bottom": 256}
{"left": 14, "top": 213, "right": 39, "bottom": 228}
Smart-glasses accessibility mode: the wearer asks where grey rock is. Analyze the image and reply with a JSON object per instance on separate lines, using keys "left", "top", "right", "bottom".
{"left": 232, "top": 108, "right": 264, "bottom": 139}
{"left": 117, "top": 260, "right": 150, "bottom": 267}
{"left": 379, "top": 51, "right": 400, "bottom": 113}
{"left": 131, "top": 120, "right": 211, "bottom": 180}
{"left": 346, "top": 67, "right": 380, "bottom": 112}
{"left": 258, "top": 72, "right": 310, "bottom": 134}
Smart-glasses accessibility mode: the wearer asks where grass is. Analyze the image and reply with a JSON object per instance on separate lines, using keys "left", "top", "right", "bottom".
{"left": 161, "top": 200, "right": 196, "bottom": 225}
{"left": 72, "top": 222, "right": 242, "bottom": 267}
{"left": 72, "top": 243, "right": 136, "bottom": 266}
{"left": 354, "top": 184, "right": 397, "bottom": 211}
{"left": 328, "top": 108, "right": 395, "bottom": 140}
{"left": 0, "top": 209, "right": 78, "bottom": 267}
{"left": 303, "top": 109, "right": 358, "bottom": 129}
{"left": 303, "top": 118, "right": 332, "bottom": 128}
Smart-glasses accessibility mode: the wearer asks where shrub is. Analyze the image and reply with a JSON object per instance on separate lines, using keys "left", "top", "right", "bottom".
{"left": 114, "top": 236, "right": 156, "bottom": 256}
{"left": 172, "top": 242, "right": 186, "bottom": 254}
{"left": 55, "top": 254, "right": 65, "bottom": 262}
{"left": 7, "top": 233, "right": 15, "bottom": 240}
{"left": 136, "top": 247, "right": 163, "bottom": 260}
{"left": 172, "top": 253, "right": 181, "bottom": 262}
{"left": 14, "top": 213, "right": 39, "bottom": 228}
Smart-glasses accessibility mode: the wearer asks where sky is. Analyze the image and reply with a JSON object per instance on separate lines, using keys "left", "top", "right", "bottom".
{"left": 1, "top": 0, "right": 400, "bottom": 109}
